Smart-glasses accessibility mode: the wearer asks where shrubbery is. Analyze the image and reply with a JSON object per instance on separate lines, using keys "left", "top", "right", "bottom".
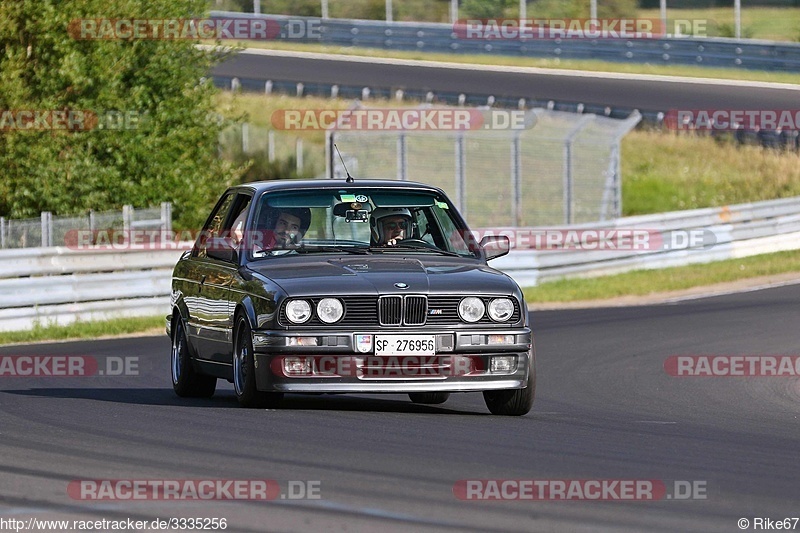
{"left": 0, "top": 0, "right": 241, "bottom": 230}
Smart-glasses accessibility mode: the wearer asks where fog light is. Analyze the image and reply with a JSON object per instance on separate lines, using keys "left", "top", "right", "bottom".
{"left": 284, "top": 357, "right": 312, "bottom": 375}
{"left": 490, "top": 356, "right": 516, "bottom": 374}
{"left": 488, "top": 334, "right": 514, "bottom": 346}
{"left": 287, "top": 336, "right": 318, "bottom": 346}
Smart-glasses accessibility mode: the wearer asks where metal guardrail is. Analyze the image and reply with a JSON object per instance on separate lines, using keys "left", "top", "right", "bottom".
{"left": 2, "top": 196, "right": 800, "bottom": 331}
{"left": 491, "top": 196, "right": 800, "bottom": 286}
{"left": 210, "top": 11, "right": 800, "bottom": 72}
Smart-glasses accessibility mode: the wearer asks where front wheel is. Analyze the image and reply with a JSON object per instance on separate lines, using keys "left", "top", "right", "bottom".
{"left": 408, "top": 392, "right": 450, "bottom": 404}
{"left": 171, "top": 317, "right": 216, "bottom": 398}
{"left": 233, "top": 315, "right": 283, "bottom": 409}
{"left": 483, "top": 358, "right": 536, "bottom": 416}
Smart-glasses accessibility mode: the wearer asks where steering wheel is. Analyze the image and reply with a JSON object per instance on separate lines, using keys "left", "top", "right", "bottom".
{"left": 395, "top": 238, "right": 437, "bottom": 249}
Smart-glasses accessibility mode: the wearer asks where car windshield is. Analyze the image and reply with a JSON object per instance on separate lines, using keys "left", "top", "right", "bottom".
{"left": 246, "top": 188, "right": 480, "bottom": 260}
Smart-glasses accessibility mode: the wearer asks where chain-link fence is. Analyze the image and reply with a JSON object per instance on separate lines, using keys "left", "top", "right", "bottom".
{"left": 220, "top": 123, "right": 325, "bottom": 176}
{"left": 0, "top": 204, "right": 171, "bottom": 249}
{"left": 328, "top": 107, "right": 641, "bottom": 227}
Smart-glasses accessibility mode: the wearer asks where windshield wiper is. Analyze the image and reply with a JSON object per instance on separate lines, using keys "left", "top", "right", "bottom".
{"left": 372, "top": 244, "right": 463, "bottom": 257}
{"left": 295, "top": 245, "right": 371, "bottom": 255}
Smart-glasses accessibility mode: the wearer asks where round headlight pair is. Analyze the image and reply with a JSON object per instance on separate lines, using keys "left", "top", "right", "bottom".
{"left": 458, "top": 297, "right": 514, "bottom": 323}
{"left": 285, "top": 298, "right": 344, "bottom": 324}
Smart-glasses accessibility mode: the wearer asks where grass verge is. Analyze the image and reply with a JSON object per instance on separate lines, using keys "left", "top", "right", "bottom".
{"left": 0, "top": 316, "right": 165, "bottom": 346}
{"left": 523, "top": 249, "right": 800, "bottom": 303}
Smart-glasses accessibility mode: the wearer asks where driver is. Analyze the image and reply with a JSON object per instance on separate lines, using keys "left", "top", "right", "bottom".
{"left": 370, "top": 207, "right": 412, "bottom": 247}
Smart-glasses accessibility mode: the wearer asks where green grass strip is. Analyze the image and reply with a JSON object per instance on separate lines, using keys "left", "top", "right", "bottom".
{"left": 0, "top": 315, "right": 165, "bottom": 346}
{"left": 523, "top": 249, "right": 800, "bottom": 303}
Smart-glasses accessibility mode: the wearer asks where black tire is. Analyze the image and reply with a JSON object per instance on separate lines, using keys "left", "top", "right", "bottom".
{"left": 233, "top": 315, "right": 283, "bottom": 409}
{"left": 408, "top": 392, "right": 450, "bottom": 404}
{"left": 171, "top": 317, "right": 216, "bottom": 398}
{"left": 483, "top": 357, "right": 536, "bottom": 416}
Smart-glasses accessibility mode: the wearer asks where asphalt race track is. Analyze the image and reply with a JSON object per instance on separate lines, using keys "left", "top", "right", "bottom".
{"left": 212, "top": 50, "right": 800, "bottom": 114}
{"left": 1, "top": 284, "right": 799, "bottom": 532}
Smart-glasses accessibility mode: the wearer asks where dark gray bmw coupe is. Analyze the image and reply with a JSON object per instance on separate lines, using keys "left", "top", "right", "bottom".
{"left": 167, "top": 179, "right": 535, "bottom": 415}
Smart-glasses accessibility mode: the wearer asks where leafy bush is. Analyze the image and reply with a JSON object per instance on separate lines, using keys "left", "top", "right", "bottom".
{"left": 0, "top": 0, "right": 241, "bottom": 230}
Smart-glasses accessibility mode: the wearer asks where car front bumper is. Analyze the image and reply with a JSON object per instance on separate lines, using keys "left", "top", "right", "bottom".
{"left": 252, "top": 328, "right": 533, "bottom": 393}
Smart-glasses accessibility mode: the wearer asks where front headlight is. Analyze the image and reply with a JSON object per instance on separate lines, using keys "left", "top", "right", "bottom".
{"left": 285, "top": 299, "right": 312, "bottom": 324}
{"left": 458, "top": 297, "right": 485, "bottom": 323}
{"left": 316, "top": 298, "right": 344, "bottom": 324}
{"left": 488, "top": 298, "right": 514, "bottom": 322}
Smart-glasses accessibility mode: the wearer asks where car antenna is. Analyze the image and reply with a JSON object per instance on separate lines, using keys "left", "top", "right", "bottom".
{"left": 333, "top": 143, "right": 354, "bottom": 183}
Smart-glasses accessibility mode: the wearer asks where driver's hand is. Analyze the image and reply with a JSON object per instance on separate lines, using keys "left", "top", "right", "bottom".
{"left": 386, "top": 237, "right": 403, "bottom": 247}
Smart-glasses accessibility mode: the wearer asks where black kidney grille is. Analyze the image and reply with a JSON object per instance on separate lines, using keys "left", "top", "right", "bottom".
{"left": 379, "top": 296, "right": 403, "bottom": 325}
{"left": 404, "top": 296, "right": 427, "bottom": 326}
{"left": 378, "top": 295, "right": 427, "bottom": 326}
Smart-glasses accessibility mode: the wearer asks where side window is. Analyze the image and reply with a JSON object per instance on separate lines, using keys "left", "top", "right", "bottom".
{"left": 229, "top": 194, "right": 253, "bottom": 248}
{"left": 414, "top": 209, "right": 436, "bottom": 246}
{"left": 193, "top": 193, "right": 237, "bottom": 258}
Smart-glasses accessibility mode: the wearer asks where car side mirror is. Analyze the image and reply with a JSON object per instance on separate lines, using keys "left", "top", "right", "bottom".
{"left": 480, "top": 235, "right": 510, "bottom": 260}
{"left": 206, "top": 236, "right": 237, "bottom": 263}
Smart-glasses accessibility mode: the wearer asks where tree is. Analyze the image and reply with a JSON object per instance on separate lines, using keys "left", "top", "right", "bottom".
{"left": 0, "top": 0, "right": 240, "bottom": 229}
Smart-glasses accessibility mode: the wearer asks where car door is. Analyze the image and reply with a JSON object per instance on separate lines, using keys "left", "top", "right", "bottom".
{"left": 183, "top": 192, "right": 239, "bottom": 361}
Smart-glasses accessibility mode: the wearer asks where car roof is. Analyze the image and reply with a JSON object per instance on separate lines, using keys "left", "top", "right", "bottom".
{"left": 226, "top": 179, "right": 448, "bottom": 196}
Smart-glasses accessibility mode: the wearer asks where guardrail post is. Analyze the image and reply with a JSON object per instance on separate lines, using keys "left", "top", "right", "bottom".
{"left": 41, "top": 211, "right": 52, "bottom": 247}
{"left": 325, "top": 130, "right": 333, "bottom": 178}
{"left": 385, "top": 0, "right": 392, "bottom": 23}
{"left": 123, "top": 205, "right": 133, "bottom": 239}
{"left": 241, "top": 122, "right": 249, "bottom": 153}
{"left": 0, "top": 217, "right": 5, "bottom": 249}
{"left": 161, "top": 202, "right": 172, "bottom": 234}
{"left": 397, "top": 133, "right": 407, "bottom": 181}
{"left": 296, "top": 138, "right": 304, "bottom": 172}
{"left": 455, "top": 133, "right": 466, "bottom": 216}
{"left": 268, "top": 130, "right": 275, "bottom": 162}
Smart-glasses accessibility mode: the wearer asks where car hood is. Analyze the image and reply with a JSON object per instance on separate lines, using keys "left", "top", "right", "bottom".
{"left": 246, "top": 256, "right": 517, "bottom": 296}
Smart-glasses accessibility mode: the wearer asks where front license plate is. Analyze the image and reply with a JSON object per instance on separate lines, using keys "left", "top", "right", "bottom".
{"left": 374, "top": 335, "right": 435, "bottom": 356}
